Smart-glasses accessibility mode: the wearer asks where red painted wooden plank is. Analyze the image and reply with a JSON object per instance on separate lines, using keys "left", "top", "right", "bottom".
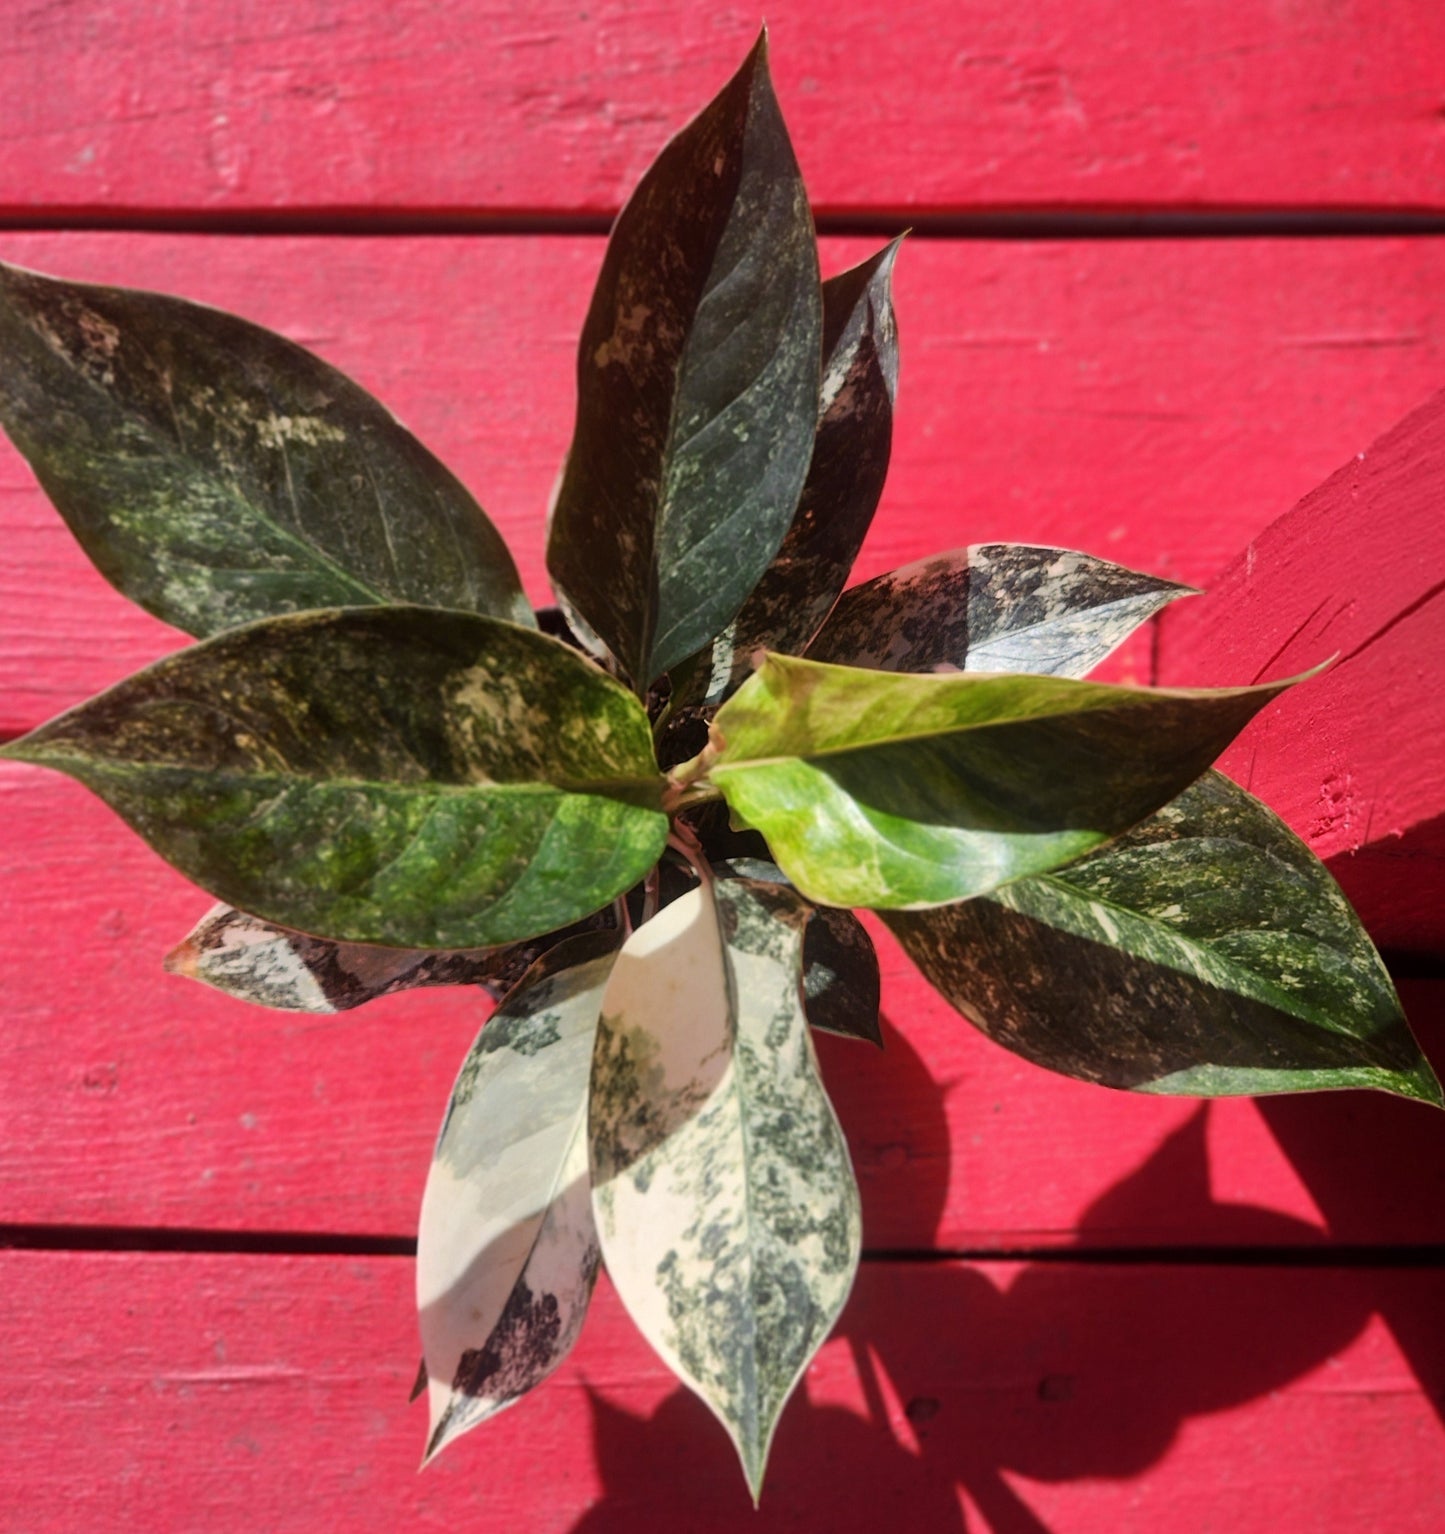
{"left": 4, "top": 1, "right": 1445, "bottom": 217}
{"left": 6, "top": 232, "right": 1445, "bottom": 733}
{"left": 3, "top": 1251, "right": 1442, "bottom": 1531}
{"left": 2, "top": 761, "right": 1441, "bottom": 1247}
{"left": 4, "top": 232, "right": 1445, "bottom": 1246}
{"left": 1157, "top": 389, "right": 1445, "bottom": 954}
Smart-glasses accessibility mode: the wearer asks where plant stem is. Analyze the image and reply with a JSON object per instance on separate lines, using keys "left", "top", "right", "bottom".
{"left": 667, "top": 819, "right": 714, "bottom": 890}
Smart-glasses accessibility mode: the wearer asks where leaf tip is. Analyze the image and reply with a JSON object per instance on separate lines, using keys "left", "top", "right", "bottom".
{"left": 161, "top": 935, "right": 199, "bottom": 979}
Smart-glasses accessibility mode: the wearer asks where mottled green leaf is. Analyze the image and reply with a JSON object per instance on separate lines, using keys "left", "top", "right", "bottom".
{"left": 715, "top": 858, "right": 882, "bottom": 1047}
{"left": 671, "top": 240, "right": 902, "bottom": 712}
{"left": 2, "top": 608, "right": 667, "bottom": 948}
{"left": 705, "top": 653, "right": 1298, "bottom": 909}
{"left": 0, "top": 260, "right": 530, "bottom": 637}
{"left": 546, "top": 32, "right": 822, "bottom": 688}
{"left": 165, "top": 903, "right": 614, "bottom": 1013}
{"left": 887, "top": 772, "right": 1442, "bottom": 1106}
{"left": 590, "top": 878, "right": 861, "bottom": 1500}
{"left": 418, "top": 931, "right": 620, "bottom": 1461}
{"left": 807, "top": 544, "right": 1193, "bottom": 677}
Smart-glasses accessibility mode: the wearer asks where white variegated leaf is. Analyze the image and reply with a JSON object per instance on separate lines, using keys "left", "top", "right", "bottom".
{"left": 418, "top": 930, "right": 620, "bottom": 1461}
{"left": 589, "top": 879, "right": 861, "bottom": 1500}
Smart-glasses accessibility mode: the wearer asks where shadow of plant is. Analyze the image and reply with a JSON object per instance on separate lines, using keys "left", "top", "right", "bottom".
{"left": 562, "top": 1014, "right": 1440, "bottom": 1531}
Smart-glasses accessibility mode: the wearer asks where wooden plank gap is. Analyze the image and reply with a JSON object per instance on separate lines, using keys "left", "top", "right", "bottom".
{"left": 5, "top": 206, "right": 1445, "bottom": 241}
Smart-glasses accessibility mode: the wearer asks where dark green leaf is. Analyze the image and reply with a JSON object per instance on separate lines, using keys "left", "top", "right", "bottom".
{"left": 419, "top": 931, "right": 620, "bottom": 1459}
{"left": 589, "top": 878, "right": 860, "bottom": 1500}
{"left": 807, "top": 544, "right": 1194, "bottom": 677}
{"left": 887, "top": 772, "right": 1442, "bottom": 1106}
{"left": 671, "top": 239, "right": 902, "bottom": 711}
{"left": 3, "top": 608, "right": 667, "bottom": 948}
{"left": 0, "top": 261, "right": 530, "bottom": 636}
{"left": 706, "top": 653, "right": 1299, "bottom": 909}
{"left": 164, "top": 903, "right": 615, "bottom": 1013}
{"left": 546, "top": 32, "right": 822, "bottom": 688}
{"left": 802, "top": 905, "right": 884, "bottom": 1048}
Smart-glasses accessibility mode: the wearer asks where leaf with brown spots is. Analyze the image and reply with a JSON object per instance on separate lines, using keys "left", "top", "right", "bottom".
{"left": 806, "top": 544, "right": 1193, "bottom": 677}
{"left": 546, "top": 32, "right": 822, "bottom": 688}
{"left": 887, "top": 772, "right": 1442, "bottom": 1106}
{"left": 669, "top": 238, "right": 902, "bottom": 713}
{"left": 418, "top": 931, "right": 621, "bottom": 1460}
{"left": 0, "top": 260, "right": 530, "bottom": 637}
{"left": 589, "top": 878, "right": 861, "bottom": 1500}
{"left": 2, "top": 608, "right": 668, "bottom": 948}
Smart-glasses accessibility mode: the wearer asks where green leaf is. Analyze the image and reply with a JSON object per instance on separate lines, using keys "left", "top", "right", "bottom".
{"left": 671, "top": 239, "right": 902, "bottom": 711}
{"left": 546, "top": 32, "right": 822, "bottom": 688}
{"left": 2, "top": 608, "right": 667, "bottom": 948}
{"left": 418, "top": 930, "right": 620, "bottom": 1461}
{"left": 0, "top": 261, "right": 531, "bottom": 637}
{"left": 164, "top": 903, "right": 614, "bottom": 1013}
{"left": 589, "top": 877, "right": 861, "bottom": 1500}
{"left": 705, "top": 653, "right": 1299, "bottom": 909}
{"left": 886, "top": 772, "right": 1443, "bottom": 1106}
{"left": 806, "top": 544, "right": 1194, "bottom": 677}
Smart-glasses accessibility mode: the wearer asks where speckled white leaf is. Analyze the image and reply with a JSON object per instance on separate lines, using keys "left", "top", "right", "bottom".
{"left": 418, "top": 930, "right": 620, "bottom": 1461}
{"left": 806, "top": 544, "right": 1194, "bottom": 677}
{"left": 165, "top": 904, "right": 611, "bottom": 1012}
{"left": 714, "top": 858, "right": 882, "bottom": 1047}
{"left": 589, "top": 879, "right": 861, "bottom": 1500}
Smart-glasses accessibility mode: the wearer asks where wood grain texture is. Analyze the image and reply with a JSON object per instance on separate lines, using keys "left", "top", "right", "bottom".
{"left": 1158, "top": 389, "right": 1445, "bottom": 954}
{"left": 2, "top": 1250, "right": 1442, "bottom": 1531}
{"left": 6, "top": 233, "right": 1445, "bottom": 732}
{"left": 2, "top": 760, "right": 1441, "bottom": 1247}
{"left": 4, "top": 0, "right": 1445, "bottom": 218}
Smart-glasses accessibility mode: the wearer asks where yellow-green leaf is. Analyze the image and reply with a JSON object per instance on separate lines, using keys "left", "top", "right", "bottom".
{"left": 705, "top": 653, "right": 1299, "bottom": 909}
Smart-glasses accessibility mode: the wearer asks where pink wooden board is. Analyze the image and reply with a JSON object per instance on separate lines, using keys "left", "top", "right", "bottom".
{"left": 1158, "top": 388, "right": 1445, "bottom": 953}
{"left": 5, "top": 1, "right": 1445, "bottom": 219}
{"left": 4, "top": 233, "right": 1445, "bottom": 1247}
{"left": 2, "top": 760, "right": 1440, "bottom": 1248}
{"left": 6, "top": 232, "right": 1445, "bottom": 734}
{"left": 3, "top": 1250, "right": 1442, "bottom": 1532}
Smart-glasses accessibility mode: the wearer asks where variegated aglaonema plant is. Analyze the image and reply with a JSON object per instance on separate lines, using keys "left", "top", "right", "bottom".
{"left": 0, "top": 32, "right": 1438, "bottom": 1502}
